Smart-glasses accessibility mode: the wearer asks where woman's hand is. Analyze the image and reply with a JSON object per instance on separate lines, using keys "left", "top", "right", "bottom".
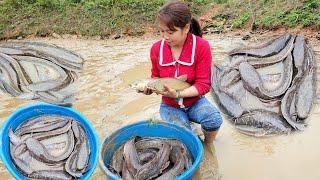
{"left": 143, "top": 87, "right": 153, "bottom": 95}
{"left": 160, "top": 85, "right": 177, "bottom": 98}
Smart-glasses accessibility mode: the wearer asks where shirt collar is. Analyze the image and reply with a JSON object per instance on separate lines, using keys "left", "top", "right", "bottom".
{"left": 159, "top": 33, "right": 196, "bottom": 66}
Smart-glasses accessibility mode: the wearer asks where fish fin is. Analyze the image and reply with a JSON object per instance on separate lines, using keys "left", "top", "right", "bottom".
{"left": 176, "top": 74, "right": 188, "bottom": 81}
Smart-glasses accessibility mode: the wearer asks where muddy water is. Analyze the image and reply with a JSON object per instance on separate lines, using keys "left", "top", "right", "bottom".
{"left": 0, "top": 34, "right": 319, "bottom": 180}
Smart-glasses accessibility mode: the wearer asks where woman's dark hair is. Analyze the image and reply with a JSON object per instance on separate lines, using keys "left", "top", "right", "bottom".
{"left": 157, "top": 0, "right": 202, "bottom": 37}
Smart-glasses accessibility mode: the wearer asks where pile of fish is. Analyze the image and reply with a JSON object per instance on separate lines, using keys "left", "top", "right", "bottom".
{"left": 211, "top": 33, "right": 317, "bottom": 136}
{"left": 108, "top": 137, "right": 193, "bottom": 180}
{"left": 9, "top": 115, "right": 90, "bottom": 179}
{"left": 0, "top": 42, "right": 84, "bottom": 105}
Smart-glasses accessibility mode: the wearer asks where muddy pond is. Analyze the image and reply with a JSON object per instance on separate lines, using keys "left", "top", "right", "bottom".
{"left": 1, "top": 33, "right": 319, "bottom": 180}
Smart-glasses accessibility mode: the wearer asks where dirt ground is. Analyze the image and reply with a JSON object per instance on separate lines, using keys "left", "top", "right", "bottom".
{"left": 0, "top": 32, "right": 320, "bottom": 179}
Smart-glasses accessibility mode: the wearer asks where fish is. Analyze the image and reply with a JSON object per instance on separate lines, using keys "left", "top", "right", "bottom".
{"left": 43, "top": 130, "right": 75, "bottom": 161}
{"left": 25, "top": 133, "right": 75, "bottom": 164}
{"left": 65, "top": 150, "right": 83, "bottom": 178}
{"left": 281, "top": 83, "right": 306, "bottom": 130}
{"left": 212, "top": 33, "right": 316, "bottom": 135}
{"left": 16, "top": 150, "right": 65, "bottom": 173}
{"left": 135, "top": 141, "right": 171, "bottom": 180}
{"left": 234, "top": 109, "right": 292, "bottom": 136}
{"left": 155, "top": 146, "right": 185, "bottom": 180}
{"left": 15, "top": 118, "right": 70, "bottom": 136}
{"left": 19, "top": 115, "right": 69, "bottom": 129}
{"left": 228, "top": 35, "right": 295, "bottom": 69}
{"left": 27, "top": 170, "right": 73, "bottom": 180}
{"left": 25, "top": 41, "right": 84, "bottom": 71}
{"left": 31, "top": 120, "right": 72, "bottom": 141}
{"left": 239, "top": 53, "right": 293, "bottom": 99}
{"left": 0, "top": 79, "right": 22, "bottom": 97}
{"left": 0, "top": 53, "right": 21, "bottom": 95}
{"left": 131, "top": 75, "right": 191, "bottom": 93}
{"left": 110, "top": 143, "right": 125, "bottom": 174}
{"left": 26, "top": 137, "right": 62, "bottom": 163}
{"left": 10, "top": 154, "right": 34, "bottom": 176}
{"left": 10, "top": 116, "right": 90, "bottom": 179}
{"left": 228, "top": 34, "right": 292, "bottom": 57}
{"left": 163, "top": 139, "right": 192, "bottom": 169}
{"left": 0, "top": 53, "right": 30, "bottom": 90}
{"left": 12, "top": 55, "right": 68, "bottom": 92}
{"left": 261, "top": 53, "right": 293, "bottom": 97}
{"left": 109, "top": 137, "right": 193, "bottom": 179}
{"left": 12, "top": 142, "right": 28, "bottom": 157}
{"left": 219, "top": 68, "right": 241, "bottom": 88}
{"left": 71, "top": 121, "right": 80, "bottom": 139}
{"left": 35, "top": 90, "right": 75, "bottom": 106}
{"left": 9, "top": 127, "right": 28, "bottom": 146}
{"left": 123, "top": 137, "right": 142, "bottom": 176}
{"left": 65, "top": 122, "right": 89, "bottom": 177}
{"left": 246, "top": 35, "right": 296, "bottom": 68}
{"left": 0, "top": 41, "right": 84, "bottom": 72}
{"left": 0, "top": 42, "right": 81, "bottom": 105}
{"left": 295, "top": 46, "right": 316, "bottom": 119}
{"left": 135, "top": 138, "right": 172, "bottom": 172}
{"left": 122, "top": 162, "right": 134, "bottom": 180}
{"left": 211, "top": 65, "right": 244, "bottom": 118}
{"left": 238, "top": 61, "right": 273, "bottom": 100}
{"left": 76, "top": 127, "right": 90, "bottom": 171}
{"left": 135, "top": 138, "right": 169, "bottom": 150}
{"left": 280, "top": 43, "right": 316, "bottom": 130}
{"left": 292, "top": 35, "right": 306, "bottom": 76}
{"left": 138, "top": 150, "right": 157, "bottom": 164}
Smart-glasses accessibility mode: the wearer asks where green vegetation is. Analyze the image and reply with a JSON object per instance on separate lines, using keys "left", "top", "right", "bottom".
{"left": 210, "top": 0, "right": 320, "bottom": 30}
{"left": 232, "top": 12, "right": 251, "bottom": 28}
{"left": 0, "top": 0, "right": 319, "bottom": 39}
{"left": 0, "top": 0, "right": 214, "bottom": 39}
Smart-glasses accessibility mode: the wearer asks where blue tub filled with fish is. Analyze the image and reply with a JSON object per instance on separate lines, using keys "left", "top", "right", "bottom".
{"left": 0, "top": 103, "right": 99, "bottom": 179}
{"left": 99, "top": 120, "right": 203, "bottom": 180}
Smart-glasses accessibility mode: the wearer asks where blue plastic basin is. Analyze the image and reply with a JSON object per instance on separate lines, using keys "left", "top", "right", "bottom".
{"left": 99, "top": 120, "right": 203, "bottom": 180}
{"left": 0, "top": 103, "right": 99, "bottom": 179}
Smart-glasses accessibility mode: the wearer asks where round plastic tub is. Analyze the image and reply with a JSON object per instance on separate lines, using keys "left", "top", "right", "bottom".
{"left": 99, "top": 120, "right": 203, "bottom": 180}
{"left": 0, "top": 103, "right": 99, "bottom": 179}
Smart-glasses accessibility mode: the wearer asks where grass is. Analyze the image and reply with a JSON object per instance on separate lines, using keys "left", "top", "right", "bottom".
{"left": 0, "top": 0, "right": 215, "bottom": 39}
{"left": 209, "top": 0, "right": 320, "bottom": 31}
{"left": 0, "top": 0, "right": 319, "bottom": 39}
{"left": 232, "top": 12, "right": 251, "bottom": 28}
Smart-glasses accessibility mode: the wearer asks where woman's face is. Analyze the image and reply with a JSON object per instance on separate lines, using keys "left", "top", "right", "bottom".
{"left": 159, "top": 20, "right": 189, "bottom": 48}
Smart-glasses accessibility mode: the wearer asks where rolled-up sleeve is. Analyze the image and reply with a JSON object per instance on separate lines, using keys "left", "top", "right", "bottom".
{"left": 150, "top": 43, "right": 159, "bottom": 78}
{"left": 194, "top": 41, "right": 212, "bottom": 95}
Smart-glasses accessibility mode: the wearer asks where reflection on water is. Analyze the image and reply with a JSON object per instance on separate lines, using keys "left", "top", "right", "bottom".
{"left": 0, "top": 34, "right": 319, "bottom": 180}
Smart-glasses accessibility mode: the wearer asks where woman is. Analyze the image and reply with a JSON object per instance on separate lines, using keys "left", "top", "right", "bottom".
{"left": 144, "top": 0, "right": 222, "bottom": 144}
